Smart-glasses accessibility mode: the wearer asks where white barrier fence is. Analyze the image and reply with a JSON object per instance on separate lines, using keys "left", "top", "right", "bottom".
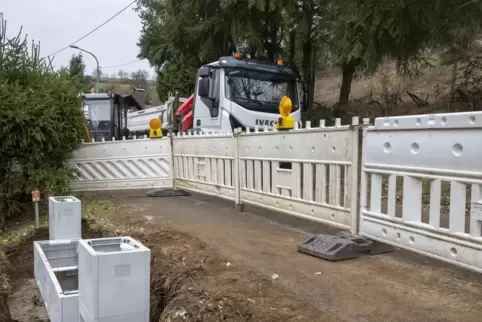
{"left": 67, "top": 137, "right": 173, "bottom": 191}
{"left": 172, "top": 118, "right": 360, "bottom": 230}
{"left": 360, "top": 113, "right": 482, "bottom": 272}
{"left": 68, "top": 112, "right": 482, "bottom": 273}
{"left": 238, "top": 120, "right": 359, "bottom": 230}
{"left": 173, "top": 134, "right": 237, "bottom": 201}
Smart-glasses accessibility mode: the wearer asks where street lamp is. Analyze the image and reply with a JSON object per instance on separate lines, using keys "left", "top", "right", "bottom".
{"left": 70, "top": 45, "right": 100, "bottom": 90}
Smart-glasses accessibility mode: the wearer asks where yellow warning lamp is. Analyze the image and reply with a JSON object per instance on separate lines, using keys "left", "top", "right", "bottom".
{"left": 149, "top": 118, "right": 163, "bottom": 138}
{"left": 277, "top": 59, "right": 285, "bottom": 65}
{"left": 275, "top": 96, "right": 295, "bottom": 130}
{"left": 234, "top": 52, "right": 242, "bottom": 59}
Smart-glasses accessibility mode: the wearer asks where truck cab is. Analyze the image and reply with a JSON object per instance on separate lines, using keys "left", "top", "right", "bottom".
{"left": 193, "top": 55, "right": 307, "bottom": 134}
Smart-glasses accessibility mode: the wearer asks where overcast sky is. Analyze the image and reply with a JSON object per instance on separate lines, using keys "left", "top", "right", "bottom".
{"left": 3, "top": 0, "right": 155, "bottom": 77}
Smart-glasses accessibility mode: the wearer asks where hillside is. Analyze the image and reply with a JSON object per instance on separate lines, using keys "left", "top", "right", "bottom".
{"left": 316, "top": 63, "right": 451, "bottom": 106}
{"left": 97, "top": 61, "right": 473, "bottom": 115}
{"left": 96, "top": 77, "right": 161, "bottom": 107}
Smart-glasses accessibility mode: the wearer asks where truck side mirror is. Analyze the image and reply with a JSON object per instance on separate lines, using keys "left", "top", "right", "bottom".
{"left": 199, "top": 66, "right": 210, "bottom": 77}
{"left": 198, "top": 78, "right": 209, "bottom": 97}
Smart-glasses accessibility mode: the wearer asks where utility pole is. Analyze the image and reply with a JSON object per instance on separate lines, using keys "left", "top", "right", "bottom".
{"left": 70, "top": 45, "right": 100, "bottom": 90}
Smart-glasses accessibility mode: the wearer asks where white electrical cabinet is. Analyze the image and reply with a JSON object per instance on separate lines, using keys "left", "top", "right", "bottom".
{"left": 78, "top": 237, "right": 150, "bottom": 322}
{"left": 49, "top": 196, "right": 82, "bottom": 240}
{"left": 34, "top": 239, "right": 79, "bottom": 322}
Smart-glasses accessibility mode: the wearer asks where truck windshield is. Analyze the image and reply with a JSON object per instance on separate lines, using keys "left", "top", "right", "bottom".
{"left": 85, "top": 99, "right": 112, "bottom": 141}
{"left": 225, "top": 68, "right": 298, "bottom": 114}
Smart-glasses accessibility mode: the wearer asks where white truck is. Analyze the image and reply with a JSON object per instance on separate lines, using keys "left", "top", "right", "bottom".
{"left": 189, "top": 55, "right": 307, "bottom": 134}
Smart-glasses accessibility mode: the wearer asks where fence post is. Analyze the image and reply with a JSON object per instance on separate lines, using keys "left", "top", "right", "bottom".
{"left": 350, "top": 117, "right": 360, "bottom": 234}
{"left": 169, "top": 134, "right": 176, "bottom": 190}
{"left": 358, "top": 118, "right": 371, "bottom": 234}
{"left": 234, "top": 128, "right": 244, "bottom": 212}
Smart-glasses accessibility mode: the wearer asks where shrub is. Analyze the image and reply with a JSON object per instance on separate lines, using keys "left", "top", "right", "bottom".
{"left": 0, "top": 14, "right": 84, "bottom": 229}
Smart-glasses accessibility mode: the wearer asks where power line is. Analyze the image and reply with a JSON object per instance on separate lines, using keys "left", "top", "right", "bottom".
{"left": 101, "top": 59, "right": 142, "bottom": 69}
{"left": 43, "top": 0, "right": 136, "bottom": 58}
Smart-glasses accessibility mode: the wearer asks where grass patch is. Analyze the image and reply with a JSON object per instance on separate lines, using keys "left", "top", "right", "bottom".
{"left": 81, "top": 197, "right": 119, "bottom": 236}
{"left": 0, "top": 218, "right": 48, "bottom": 249}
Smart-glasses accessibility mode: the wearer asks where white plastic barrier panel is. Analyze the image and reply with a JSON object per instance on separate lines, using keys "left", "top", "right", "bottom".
{"left": 67, "top": 137, "right": 173, "bottom": 191}
{"left": 360, "top": 112, "right": 482, "bottom": 273}
{"left": 172, "top": 132, "right": 237, "bottom": 201}
{"left": 238, "top": 119, "right": 360, "bottom": 230}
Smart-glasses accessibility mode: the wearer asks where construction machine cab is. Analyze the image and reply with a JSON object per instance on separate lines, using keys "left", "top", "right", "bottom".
{"left": 82, "top": 92, "right": 129, "bottom": 142}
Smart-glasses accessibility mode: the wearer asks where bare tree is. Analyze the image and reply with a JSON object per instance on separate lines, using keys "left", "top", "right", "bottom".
{"left": 118, "top": 69, "right": 129, "bottom": 83}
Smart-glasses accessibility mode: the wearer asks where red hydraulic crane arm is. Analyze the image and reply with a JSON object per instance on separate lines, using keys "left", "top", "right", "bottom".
{"left": 176, "top": 94, "right": 194, "bottom": 115}
{"left": 175, "top": 94, "right": 194, "bottom": 132}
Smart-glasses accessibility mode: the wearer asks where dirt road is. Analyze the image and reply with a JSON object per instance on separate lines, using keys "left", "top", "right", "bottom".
{"left": 100, "top": 190, "right": 482, "bottom": 322}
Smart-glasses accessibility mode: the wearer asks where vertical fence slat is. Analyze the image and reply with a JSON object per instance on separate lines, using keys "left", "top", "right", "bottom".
{"left": 293, "top": 162, "right": 301, "bottom": 199}
{"left": 184, "top": 157, "right": 190, "bottom": 180}
{"left": 370, "top": 173, "right": 383, "bottom": 213}
{"left": 254, "top": 160, "right": 262, "bottom": 191}
{"left": 387, "top": 174, "right": 397, "bottom": 217}
{"left": 343, "top": 165, "right": 349, "bottom": 208}
{"left": 315, "top": 164, "right": 324, "bottom": 203}
{"left": 183, "top": 156, "right": 188, "bottom": 180}
{"left": 174, "top": 156, "right": 179, "bottom": 179}
{"left": 320, "top": 164, "right": 327, "bottom": 203}
{"left": 247, "top": 160, "right": 254, "bottom": 190}
{"left": 225, "top": 159, "right": 232, "bottom": 187}
{"left": 194, "top": 158, "right": 202, "bottom": 181}
{"left": 429, "top": 179, "right": 441, "bottom": 228}
{"left": 471, "top": 184, "right": 481, "bottom": 203}
{"left": 470, "top": 184, "right": 482, "bottom": 236}
{"left": 449, "top": 181, "right": 466, "bottom": 233}
{"left": 262, "top": 161, "right": 270, "bottom": 193}
{"left": 271, "top": 161, "right": 279, "bottom": 195}
{"left": 303, "top": 163, "right": 313, "bottom": 201}
{"left": 212, "top": 159, "right": 218, "bottom": 184}
{"left": 329, "top": 165, "right": 335, "bottom": 205}
{"left": 334, "top": 165, "right": 341, "bottom": 206}
{"left": 189, "top": 157, "right": 195, "bottom": 181}
{"left": 402, "top": 176, "right": 422, "bottom": 223}
{"left": 240, "top": 160, "right": 246, "bottom": 189}
{"left": 206, "top": 158, "right": 212, "bottom": 183}
{"left": 217, "top": 159, "right": 224, "bottom": 185}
